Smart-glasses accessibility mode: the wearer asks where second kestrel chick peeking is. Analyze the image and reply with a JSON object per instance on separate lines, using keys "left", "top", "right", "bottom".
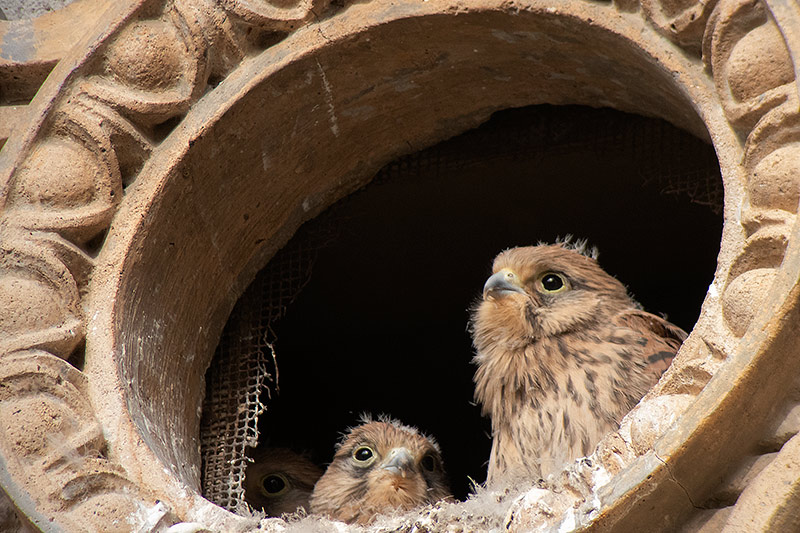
{"left": 310, "top": 416, "right": 451, "bottom": 524}
{"left": 244, "top": 447, "right": 322, "bottom": 517}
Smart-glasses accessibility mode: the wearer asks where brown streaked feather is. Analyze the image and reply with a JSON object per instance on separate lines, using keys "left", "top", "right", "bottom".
{"left": 613, "top": 309, "right": 687, "bottom": 378}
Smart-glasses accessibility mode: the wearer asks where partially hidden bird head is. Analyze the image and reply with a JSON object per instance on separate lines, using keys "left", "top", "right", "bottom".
{"left": 310, "top": 416, "right": 451, "bottom": 525}
{"left": 473, "top": 241, "right": 633, "bottom": 344}
{"left": 244, "top": 447, "right": 323, "bottom": 517}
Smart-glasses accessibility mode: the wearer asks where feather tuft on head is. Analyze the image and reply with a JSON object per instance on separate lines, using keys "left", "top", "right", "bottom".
{"left": 338, "top": 413, "right": 441, "bottom": 453}
{"left": 538, "top": 234, "right": 599, "bottom": 260}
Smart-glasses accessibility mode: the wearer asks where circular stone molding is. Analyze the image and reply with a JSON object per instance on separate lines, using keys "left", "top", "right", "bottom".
{"left": 2, "top": 0, "right": 800, "bottom": 531}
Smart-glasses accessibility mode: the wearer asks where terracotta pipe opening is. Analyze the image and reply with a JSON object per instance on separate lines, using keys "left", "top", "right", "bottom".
{"left": 202, "top": 104, "right": 722, "bottom": 514}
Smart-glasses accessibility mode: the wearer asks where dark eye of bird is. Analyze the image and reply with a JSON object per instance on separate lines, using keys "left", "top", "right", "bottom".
{"left": 261, "top": 474, "right": 287, "bottom": 495}
{"left": 420, "top": 453, "right": 436, "bottom": 472}
{"left": 541, "top": 273, "right": 565, "bottom": 292}
{"left": 353, "top": 446, "right": 374, "bottom": 462}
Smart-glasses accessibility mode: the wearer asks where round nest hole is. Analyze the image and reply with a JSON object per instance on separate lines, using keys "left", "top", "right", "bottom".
{"left": 199, "top": 104, "right": 723, "bottom": 515}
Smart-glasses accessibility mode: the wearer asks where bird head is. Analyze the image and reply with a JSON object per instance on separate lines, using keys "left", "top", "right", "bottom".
{"left": 244, "top": 447, "right": 322, "bottom": 517}
{"left": 473, "top": 242, "right": 631, "bottom": 343}
{"left": 310, "top": 417, "right": 451, "bottom": 524}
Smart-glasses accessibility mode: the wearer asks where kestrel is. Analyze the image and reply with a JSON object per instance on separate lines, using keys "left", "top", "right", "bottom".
{"left": 244, "top": 447, "right": 322, "bottom": 517}
{"left": 470, "top": 241, "right": 686, "bottom": 483}
{"left": 310, "top": 417, "right": 451, "bottom": 524}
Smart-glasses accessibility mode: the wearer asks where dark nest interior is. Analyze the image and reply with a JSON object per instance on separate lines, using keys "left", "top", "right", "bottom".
{"left": 202, "top": 104, "right": 723, "bottom": 507}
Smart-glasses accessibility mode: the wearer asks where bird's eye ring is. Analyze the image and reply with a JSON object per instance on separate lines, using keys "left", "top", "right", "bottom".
{"left": 420, "top": 453, "right": 437, "bottom": 472}
{"left": 353, "top": 446, "right": 376, "bottom": 465}
{"left": 540, "top": 272, "right": 567, "bottom": 292}
{"left": 260, "top": 473, "right": 289, "bottom": 497}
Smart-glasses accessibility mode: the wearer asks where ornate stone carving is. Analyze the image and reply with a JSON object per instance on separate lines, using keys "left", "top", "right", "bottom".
{"left": 0, "top": 351, "right": 172, "bottom": 531}
{"left": 6, "top": 125, "right": 122, "bottom": 246}
{"left": 703, "top": 0, "right": 800, "bottom": 337}
{"left": 641, "top": 0, "right": 719, "bottom": 53}
{"left": 2, "top": 0, "right": 800, "bottom": 530}
{"left": 0, "top": 230, "right": 84, "bottom": 358}
{"left": 89, "top": 10, "right": 208, "bottom": 125}
{"left": 705, "top": 0, "right": 795, "bottom": 134}
{"left": 219, "top": 0, "right": 331, "bottom": 30}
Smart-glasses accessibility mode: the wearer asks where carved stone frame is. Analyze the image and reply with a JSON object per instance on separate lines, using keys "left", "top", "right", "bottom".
{"left": 2, "top": 0, "right": 800, "bottom": 530}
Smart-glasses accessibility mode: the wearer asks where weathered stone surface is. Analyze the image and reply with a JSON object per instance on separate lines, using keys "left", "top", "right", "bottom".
{"left": 680, "top": 507, "right": 734, "bottom": 533}
{"left": 628, "top": 394, "right": 695, "bottom": 456}
{"left": 2, "top": 0, "right": 800, "bottom": 531}
{"left": 722, "top": 432, "right": 800, "bottom": 531}
{"left": 104, "top": 20, "right": 187, "bottom": 92}
{"left": 725, "top": 21, "right": 793, "bottom": 103}
{"left": 0, "top": 0, "right": 76, "bottom": 20}
{"left": 722, "top": 267, "right": 777, "bottom": 336}
{"left": 750, "top": 144, "right": 800, "bottom": 213}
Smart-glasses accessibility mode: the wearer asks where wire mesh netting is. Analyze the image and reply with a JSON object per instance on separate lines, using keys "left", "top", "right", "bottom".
{"left": 199, "top": 330, "right": 272, "bottom": 514}
{"left": 199, "top": 216, "right": 340, "bottom": 513}
{"left": 198, "top": 105, "right": 724, "bottom": 514}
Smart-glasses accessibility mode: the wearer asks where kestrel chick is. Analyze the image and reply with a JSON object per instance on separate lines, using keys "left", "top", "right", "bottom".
{"left": 471, "top": 241, "right": 686, "bottom": 483}
{"left": 310, "top": 417, "right": 451, "bottom": 524}
{"left": 244, "top": 447, "right": 322, "bottom": 517}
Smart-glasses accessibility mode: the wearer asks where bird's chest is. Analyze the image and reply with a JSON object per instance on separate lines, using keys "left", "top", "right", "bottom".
{"left": 495, "top": 336, "right": 635, "bottom": 441}
{"left": 527, "top": 379, "right": 607, "bottom": 447}
{"left": 492, "top": 360, "right": 622, "bottom": 479}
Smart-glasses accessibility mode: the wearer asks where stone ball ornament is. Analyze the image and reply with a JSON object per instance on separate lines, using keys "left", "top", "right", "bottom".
{"left": 1, "top": 0, "right": 800, "bottom": 531}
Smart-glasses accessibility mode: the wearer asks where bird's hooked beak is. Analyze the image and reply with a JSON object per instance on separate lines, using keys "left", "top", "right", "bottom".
{"left": 380, "top": 447, "right": 415, "bottom": 478}
{"left": 483, "top": 268, "right": 525, "bottom": 298}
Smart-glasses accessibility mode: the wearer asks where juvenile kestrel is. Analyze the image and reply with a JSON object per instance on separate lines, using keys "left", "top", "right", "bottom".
{"left": 471, "top": 241, "right": 686, "bottom": 483}
{"left": 244, "top": 447, "right": 322, "bottom": 517}
{"left": 310, "top": 417, "right": 451, "bottom": 524}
